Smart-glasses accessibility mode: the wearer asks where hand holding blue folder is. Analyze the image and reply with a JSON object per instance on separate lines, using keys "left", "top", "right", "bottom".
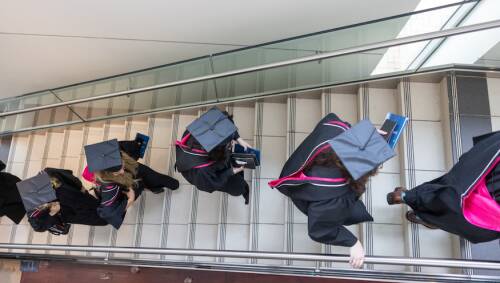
{"left": 232, "top": 144, "right": 261, "bottom": 169}
{"left": 382, "top": 113, "right": 408, "bottom": 148}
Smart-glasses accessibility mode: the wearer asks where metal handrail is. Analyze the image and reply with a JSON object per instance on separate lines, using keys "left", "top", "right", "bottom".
{"left": 1, "top": 19, "right": 500, "bottom": 118}
{"left": 1, "top": 244, "right": 499, "bottom": 270}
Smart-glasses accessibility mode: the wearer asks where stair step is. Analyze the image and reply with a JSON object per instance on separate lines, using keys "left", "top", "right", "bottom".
{"left": 0, "top": 81, "right": 469, "bottom": 273}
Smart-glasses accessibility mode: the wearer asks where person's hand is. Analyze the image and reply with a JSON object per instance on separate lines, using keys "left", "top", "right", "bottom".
{"left": 123, "top": 188, "right": 136, "bottom": 210}
{"left": 124, "top": 187, "right": 135, "bottom": 200}
{"left": 349, "top": 240, "right": 365, "bottom": 269}
{"left": 377, "top": 129, "right": 387, "bottom": 136}
{"left": 233, "top": 166, "right": 245, "bottom": 174}
{"left": 237, "top": 138, "right": 252, "bottom": 151}
{"left": 49, "top": 202, "right": 61, "bottom": 216}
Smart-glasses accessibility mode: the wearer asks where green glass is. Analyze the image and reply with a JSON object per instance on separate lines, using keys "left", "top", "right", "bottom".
{"left": 52, "top": 58, "right": 213, "bottom": 103}
{"left": 0, "top": 91, "right": 59, "bottom": 112}
{"left": 71, "top": 78, "right": 217, "bottom": 121}
{"left": 0, "top": 105, "right": 83, "bottom": 133}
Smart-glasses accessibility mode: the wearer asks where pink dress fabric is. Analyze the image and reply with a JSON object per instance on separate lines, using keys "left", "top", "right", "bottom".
{"left": 462, "top": 157, "right": 500, "bottom": 232}
{"left": 82, "top": 166, "right": 96, "bottom": 184}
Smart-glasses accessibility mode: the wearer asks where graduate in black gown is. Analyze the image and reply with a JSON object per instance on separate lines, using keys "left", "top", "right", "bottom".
{"left": 85, "top": 139, "right": 179, "bottom": 229}
{"left": 269, "top": 113, "right": 395, "bottom": 269}
{"left": 175, "top": 108, "right": 252, "bottom": 204}
{"left": 83, "top": 137, "right": 178, "bottom": 194}
{"left": 26, "top": 167, "right": 107, "bottom": 234}
{"left": 0, "top": 160, "right": 25, "bottom": 224}
{"left": 46, "top": 168, "right": 107, "bottom": 226}
{"left": 387, "top": 131, "right": 500, "bottom": 243}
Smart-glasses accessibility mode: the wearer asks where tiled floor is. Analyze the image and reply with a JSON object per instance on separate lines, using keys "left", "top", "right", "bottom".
{"left": 0, "top": 82, "right": 470, "bottom": 273}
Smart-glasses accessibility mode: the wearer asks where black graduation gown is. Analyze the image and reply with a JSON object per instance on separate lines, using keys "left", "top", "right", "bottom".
{"left": 175, "top": 131, "right": 249, "bottom": 197}
{"left": 119, "top": 140, "right": 142, "bottom": 161}
{"left": 404, "top": 131, "right": 500, "bottom": 243}
{"left": 136, "top": 163, "right": 180, "bottom": 191}
{"left": 269, "top": 113, "right": 373, "bottom": 247}
{"left": 95, "top": 172, "right": 145, "bottom": 230}
{"left": 120, "top": 139, "right": 179, "bottom": 191}
{"left": 0, "top": 161, "right": 25, "bottom": 224}
{"left": 44, "top": 168, "right": 107, "bottom": 226}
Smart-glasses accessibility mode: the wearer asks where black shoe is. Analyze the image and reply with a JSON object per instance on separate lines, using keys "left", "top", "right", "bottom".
{"left": 167, "top": 179, "right": 180, "bottom": 191}
{"left": 243, "top": 186, "right": 250, "bottom": 205}
{"left": 387, "top": 187, "right": 407, "bottom": 205}
{"left": 406, "top": 211, "right": 437, "bottom": 229}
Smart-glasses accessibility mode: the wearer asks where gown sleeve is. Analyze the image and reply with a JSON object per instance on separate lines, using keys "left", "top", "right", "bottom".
{"left": 57, "top": 184, "right": 107, "bottom": 225}
{"left": 96, "top": 184, "right": 127, "bottom": 229}
{"left": 0, "top": 173, "right": 25, "bottom": 223}
{"left": 181, "top": 165, "right": 234, "bottom": 192}
{"left": 306, "top": 198, "right": 358, "bottom": 247}
{"left": 0, "top": 203, "right": 25, "bottom": 224}
{"left": 119, "top": 140, "right": 141, "bottom": 161}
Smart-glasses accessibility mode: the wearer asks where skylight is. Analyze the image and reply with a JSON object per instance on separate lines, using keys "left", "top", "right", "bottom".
{"left": 370, "top": 0, "right": 477, "bottom": 75}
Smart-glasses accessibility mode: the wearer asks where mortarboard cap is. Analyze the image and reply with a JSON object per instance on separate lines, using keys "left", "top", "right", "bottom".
{"left": 186, "top": 107, "right": 238, "bottom": 152}
{"left": 84, "top": 139, "right": 123, "bottom": 172}
{"left": 16, "top": 171, "right": 57, "bottom": 211}
{"left": 329, "top": 119, "right": 396, "bottom": 180}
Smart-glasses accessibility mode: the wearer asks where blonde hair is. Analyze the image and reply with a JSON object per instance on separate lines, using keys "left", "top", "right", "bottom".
{"left": 96, "top": 151, "right": 139, "bottom": 188}
{"left": 50, "top": 177, "right": 61, "bottom": 189}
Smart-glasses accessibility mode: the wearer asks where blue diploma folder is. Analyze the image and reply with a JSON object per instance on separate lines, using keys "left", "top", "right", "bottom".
{"left": 384, "top": 113, "right": 408, "bottom": 148}
{"left": 135, "top": 133, "right": 150, "bottom": 159}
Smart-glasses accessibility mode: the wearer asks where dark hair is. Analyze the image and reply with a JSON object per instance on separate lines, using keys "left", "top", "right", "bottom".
{"left": 304, "top": 147, "right": 377, "bottom": 196}
{"left": 222, "top": 111, "right": 235, "bottom": 123}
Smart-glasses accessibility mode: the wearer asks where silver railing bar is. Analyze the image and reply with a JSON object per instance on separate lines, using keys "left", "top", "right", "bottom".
{"left": 1, "top": 19, "right": 500, "bottom": 118}
{"left": 1, "top": 244, "right": 499, "bottom": 270}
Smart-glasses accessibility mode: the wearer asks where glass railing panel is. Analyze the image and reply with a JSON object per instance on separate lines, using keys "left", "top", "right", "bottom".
{"left": 0, "top": 91, "right": 59, "bottom": 113}
{"left": 52, "top": 57, "right": 213, "bottom": 103}
{"left": 214, "top": 48, "right": 315, "bottom": 100}
{"left": 214, "top": 43, "right": 429, "bottom": 102}
{"left": 73, "top": 79, "right": 217, "bottom": 121}
{"left": 53, "top": 75, "right": 131, "bottom": 101}
{"left": 211, "top": 2, "right": 467, "bottom": 74}
{"left": 0, "top": 105, "right": 82, "bottom": 133}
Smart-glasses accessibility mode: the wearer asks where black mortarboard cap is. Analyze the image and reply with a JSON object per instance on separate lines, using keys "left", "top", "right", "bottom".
{"left": 329, "top": 119, "right": 396, "bottom": 180}
{"left": 84, "top": 139, "right": 123, "bottom": 172}
{"left": 186, "top": 107, "right": 238, "bottom": 152}
{"left": 16, "top": 171, "right": 57, "bottom": 211}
